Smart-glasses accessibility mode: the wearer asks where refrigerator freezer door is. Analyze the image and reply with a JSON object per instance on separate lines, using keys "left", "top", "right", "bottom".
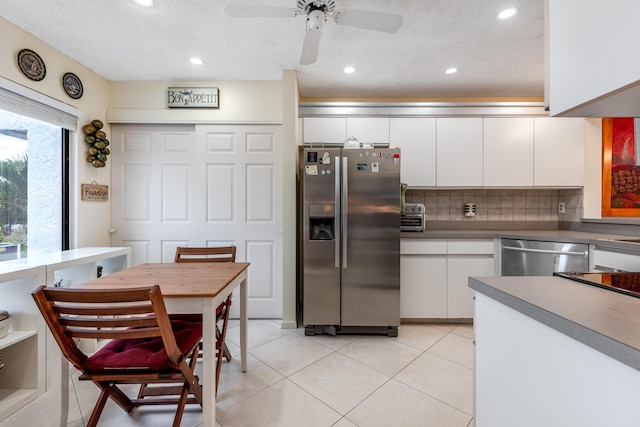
{"left": 341, "top": 149, "right": 401, "bottom": 327}
{"left": 303, "top": 148, "right": 341, "bottom": 325}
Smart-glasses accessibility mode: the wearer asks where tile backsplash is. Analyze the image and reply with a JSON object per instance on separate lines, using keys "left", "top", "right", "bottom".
{"left": 405, "top": 189, "right": 583, "bottom": 223}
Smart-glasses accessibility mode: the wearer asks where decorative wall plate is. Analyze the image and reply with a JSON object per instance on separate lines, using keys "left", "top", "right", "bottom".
{"left": 62, "top": 72, "right": 83, "bottom": 99}
{"left": 16, "top": 49, "right": 46, "bottom": 81}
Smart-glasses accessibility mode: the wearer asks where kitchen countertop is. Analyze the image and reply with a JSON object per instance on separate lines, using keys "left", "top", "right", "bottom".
{"left": 401, "top": 229, "right": 640, "bottom": 251}
{"left": 469, "top": 275, "right": 640, "bottom": 372}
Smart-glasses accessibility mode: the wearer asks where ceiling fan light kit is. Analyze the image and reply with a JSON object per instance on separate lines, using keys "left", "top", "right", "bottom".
{"left": 224, "top": 0, "right": 403, "bottom": 65}
{"left": 307, "top": 9, "right": 326, "bottom": 31}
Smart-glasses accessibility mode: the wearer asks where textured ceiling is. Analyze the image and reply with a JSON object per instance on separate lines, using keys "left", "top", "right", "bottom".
{"left": 0, "top": 0, "right": 544, "bottom": 99}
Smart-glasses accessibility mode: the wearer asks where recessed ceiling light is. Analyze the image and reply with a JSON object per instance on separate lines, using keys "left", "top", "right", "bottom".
{"left": 498, "top": 7, "right": 518, "bottom": 19}
{"left": 445, "top": 67, "right": 458, "bottom": 74}
{"left": 132, "top": 0, "right": 154, "bottom": 7}
{"left": 190, "top": 57, "right": 204, "bottom": 65}
{"left": 344, "top": 66, "right": 356, "bottom": 74}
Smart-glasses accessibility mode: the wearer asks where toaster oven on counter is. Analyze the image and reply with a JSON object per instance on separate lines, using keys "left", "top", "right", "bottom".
{"left": 401, "top": 203, "right": 425, "bottom": 232}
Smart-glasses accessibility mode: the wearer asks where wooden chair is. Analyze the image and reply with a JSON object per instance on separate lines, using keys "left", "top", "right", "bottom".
{"left": 174, "top": 246, "right": 237, "bottom": 264}
{"left": 173, "top": 245, "right": 236, "bottom": 394}
{"left": 31, "top": 285, "right": 202, "bottom": 427}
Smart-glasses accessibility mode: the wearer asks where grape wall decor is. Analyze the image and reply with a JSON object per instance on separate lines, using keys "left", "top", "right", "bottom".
{"left": 83, "top": 119, "right": 110, "bottom": 168}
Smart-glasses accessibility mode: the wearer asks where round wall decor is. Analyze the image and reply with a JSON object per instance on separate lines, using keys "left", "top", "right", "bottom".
{"left": 62, "top": 72, "right": 83, "bottom": 99}
{"left": 16, "top": 49, "right": 46, "bottom": 81}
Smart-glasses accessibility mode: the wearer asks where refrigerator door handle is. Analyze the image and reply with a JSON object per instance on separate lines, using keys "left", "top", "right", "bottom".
{"left": 342, "top": 156, "right": 348, "bottom": 269}
{"left": 334, "top": 156, "right": 340, "bottom": 268}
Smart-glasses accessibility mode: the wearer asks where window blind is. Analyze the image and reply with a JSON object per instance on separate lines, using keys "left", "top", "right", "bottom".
{"left": 0, "top": 77, "right": 78, "bottom": 130}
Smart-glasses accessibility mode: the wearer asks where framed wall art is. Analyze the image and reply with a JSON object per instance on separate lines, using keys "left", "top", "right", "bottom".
{"left": 62, "top": 72, "right": 83, "bottom": 99}
{"left": 602, "top": 117, "right": 640, "bottom": 216}
{"left": 16, "top": 49, "right": 46, "bottom": 81}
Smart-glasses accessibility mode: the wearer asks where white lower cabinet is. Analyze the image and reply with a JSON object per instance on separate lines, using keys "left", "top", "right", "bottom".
{"left": 401, "top": 255, "right": 447, "bottom": 318}
{"left": 401, "top": 239, "right": 447, "bottom": 319}
{"left": 401, "top": 238, "right": 495, "bottom": 320}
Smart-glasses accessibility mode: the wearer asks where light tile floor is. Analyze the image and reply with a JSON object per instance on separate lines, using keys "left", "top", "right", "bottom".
{"left": 0, "top": 320, "right": 475, "bottom": 427}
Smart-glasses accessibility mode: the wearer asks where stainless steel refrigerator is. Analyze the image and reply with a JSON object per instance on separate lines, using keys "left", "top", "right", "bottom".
{"left": 300, "top": 147, "right": 400, "bottom": 336}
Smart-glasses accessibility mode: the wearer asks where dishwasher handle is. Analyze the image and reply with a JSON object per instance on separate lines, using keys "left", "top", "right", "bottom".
{"left": 502, "top": 246, "right": 588, "bottom": 257}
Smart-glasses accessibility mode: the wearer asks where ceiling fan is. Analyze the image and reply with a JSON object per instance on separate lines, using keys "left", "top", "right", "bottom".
{"left": 224, "top": 0, "right": 403, "bottom": 65}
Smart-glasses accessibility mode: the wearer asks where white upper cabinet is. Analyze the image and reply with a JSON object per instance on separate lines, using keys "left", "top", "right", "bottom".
{"left": 548, "top": 0, "right": 640, "bottom": 117}
{"left": 389, "top": 118, "right": 436, "bottom": 187}
{"left": 483, "top": 118, "right": 534, "bottom": 187}
{"left": 302, "top": 117, "right": 390, "bottom": 145}
{"left": 304, "top": 115, "right": 585, "bottom": 188}
{"left": 533, "top": 118, "right": 584, "bottom": 187}
{"left": 436, "top": 118, "right": 483, "bottom": 187}
{"left": 303, "top": 117, "right": 347, "bottom": 144}
{"left": 346, "top": 118, "right": 390, "bottom": 144}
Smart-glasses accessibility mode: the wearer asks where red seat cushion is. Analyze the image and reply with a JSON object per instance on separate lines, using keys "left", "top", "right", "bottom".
{"left": 169, "top": 313, "right": 205, "bottom": 323}
{"left": 84, "top": 319, "right": 202, "bottom": 372}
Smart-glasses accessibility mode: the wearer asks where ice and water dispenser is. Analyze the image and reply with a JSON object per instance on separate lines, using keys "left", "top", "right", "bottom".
{"left": 309, "top": 203, "right": 335, "bottom": 240}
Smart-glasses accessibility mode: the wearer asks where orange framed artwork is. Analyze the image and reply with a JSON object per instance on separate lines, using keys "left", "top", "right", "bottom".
{"left": 602, "top": 117, "right": 640, "bottom": 216}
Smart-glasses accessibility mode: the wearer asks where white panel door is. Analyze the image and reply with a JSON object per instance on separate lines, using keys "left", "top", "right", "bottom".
{"left": 111, "top": 124, "right": 283, "bottom": 318}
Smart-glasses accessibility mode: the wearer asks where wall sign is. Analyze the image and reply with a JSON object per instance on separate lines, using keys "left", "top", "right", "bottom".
{"left": 81, "top": 184, "right": 108, "bottom": 201}
{"left": 167, "top": 87, "right": 219, "bottom": 108}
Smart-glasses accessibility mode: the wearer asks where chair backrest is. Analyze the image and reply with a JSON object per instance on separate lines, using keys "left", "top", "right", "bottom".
{"left": 31, "top": 285, "right": 182, "bottom": 370}
{"left": 174, "top": 246, "right": 236, "bottom": 263}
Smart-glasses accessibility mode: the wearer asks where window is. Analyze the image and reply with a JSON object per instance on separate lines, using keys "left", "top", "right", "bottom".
{"left": 0, "top": 109, "right": 69, "bottom": 260}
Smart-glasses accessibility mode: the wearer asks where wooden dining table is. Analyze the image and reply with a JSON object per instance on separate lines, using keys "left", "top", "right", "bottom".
{"left": 50, "top": 262, "right": 250, "bottom": 427}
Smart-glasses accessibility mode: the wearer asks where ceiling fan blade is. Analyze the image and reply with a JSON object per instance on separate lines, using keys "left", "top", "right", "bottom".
{"left": 224, "top": 4, "right": 298, "bottom": 18}
{"left": 334, "top": 9, "right": 403, "bottom": 33}
{"left": 300, "top": 28, "right": 322, "bottom": 65}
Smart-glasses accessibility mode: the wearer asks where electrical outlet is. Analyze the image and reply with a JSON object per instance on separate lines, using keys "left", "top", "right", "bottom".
{"left": 558, "top": 202, "right": 565, "bottom": 214}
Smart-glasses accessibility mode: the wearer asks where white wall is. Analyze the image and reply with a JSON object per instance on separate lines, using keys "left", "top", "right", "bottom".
{"left": 281, "top": 70, "right": 299, "bottom": 328}
{"left": 0, "top": 17, "right": 111, "bottom": 249}
{"left": 108, "top": 81, "right": 283, "bottom": 124}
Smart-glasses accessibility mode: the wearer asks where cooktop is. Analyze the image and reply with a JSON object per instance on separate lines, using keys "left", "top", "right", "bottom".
{"left": 554, "top": 272, "right": 640, "bottom": 299}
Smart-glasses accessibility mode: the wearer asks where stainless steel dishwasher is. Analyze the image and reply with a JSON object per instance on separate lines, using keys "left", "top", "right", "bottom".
{"left": 501, "top": 238, "right": 589, "bottom": 276}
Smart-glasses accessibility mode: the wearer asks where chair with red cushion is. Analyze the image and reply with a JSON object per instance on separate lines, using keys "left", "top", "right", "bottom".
{"left": 31, "top": 285, "right": 202, "bottom": 427}
{"left": 173, "top": 245, "right": 236, "bottom": 394}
